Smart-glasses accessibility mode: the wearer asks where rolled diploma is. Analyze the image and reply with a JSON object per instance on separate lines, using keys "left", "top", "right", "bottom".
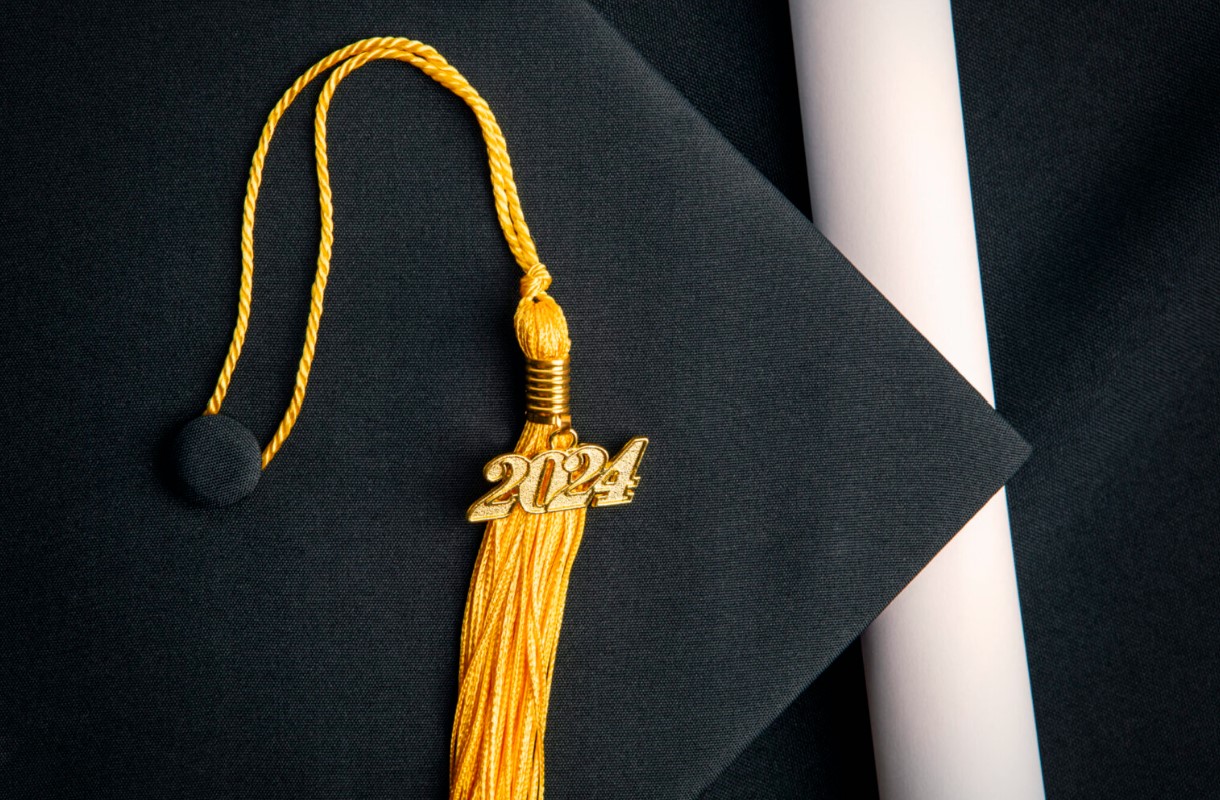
{"left": 787, "top": 1, "right": 1045, "bottom": 798}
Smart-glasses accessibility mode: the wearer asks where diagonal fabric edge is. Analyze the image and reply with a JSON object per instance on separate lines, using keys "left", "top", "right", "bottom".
{"left": 503, "top": 3, "right": 1033, "bottom": 797}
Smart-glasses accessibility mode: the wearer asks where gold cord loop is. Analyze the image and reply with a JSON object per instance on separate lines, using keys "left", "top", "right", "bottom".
{"left": 201, "top": 37, "right": 546, "bottom": 468}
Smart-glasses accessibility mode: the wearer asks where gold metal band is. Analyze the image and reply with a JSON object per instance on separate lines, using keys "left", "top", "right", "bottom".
{"left": 524, "top": 357, "right": 570, "bottom": 425}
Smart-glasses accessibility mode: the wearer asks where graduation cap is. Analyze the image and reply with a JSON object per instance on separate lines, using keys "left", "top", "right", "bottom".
{"left": 0, "top": 3, "right": 1027, "bottom": 797}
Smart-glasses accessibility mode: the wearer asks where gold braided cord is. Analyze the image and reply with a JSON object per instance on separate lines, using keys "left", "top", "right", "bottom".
{"left": 202, "top": 37, "right": 550, "bottom": 466}
{"left": 203, "top": 37, "right": 585, "bottom": 800}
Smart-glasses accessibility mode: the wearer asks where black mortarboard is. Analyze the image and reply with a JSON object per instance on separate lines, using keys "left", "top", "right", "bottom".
{"left": 0, "top": 2, "right": 1027, "bottom": 797}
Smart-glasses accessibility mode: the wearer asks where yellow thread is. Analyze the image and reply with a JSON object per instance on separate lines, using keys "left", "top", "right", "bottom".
{"left": 202, "top": 37, "right": 582, "bottom": 800}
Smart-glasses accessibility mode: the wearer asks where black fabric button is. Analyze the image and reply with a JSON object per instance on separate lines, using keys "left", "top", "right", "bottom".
{"left": 172, "top": 414, "right": 262, "bottom": 506}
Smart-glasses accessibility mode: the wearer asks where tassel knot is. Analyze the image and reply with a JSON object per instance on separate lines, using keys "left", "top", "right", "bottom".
{"left": 520, "top": 262, "right": 552, "bottom": 299}
{"left": 514, "top": 291, "right": 571, "bottom": 362}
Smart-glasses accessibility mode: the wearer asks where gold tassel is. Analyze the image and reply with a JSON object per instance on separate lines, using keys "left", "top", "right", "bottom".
{"left": 450, "top": 291, "right": 585, "bottom": 800}
{"left": 186, "top": 37, "right": 647, "bottom": 800}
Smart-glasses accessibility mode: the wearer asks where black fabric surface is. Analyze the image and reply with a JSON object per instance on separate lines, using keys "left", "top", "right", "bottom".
{"left": 591, "top": 0, "right": 1220, "bottom": 797}
{"left": 590, "top": 1, "right": 811, "bottom": 219}
{"left": 0, "top": 2, "right": 1027, "bottom": 799}
{"left": 955, "top": 1, "right": 1220, "bottom": 795}
{"left": 699, "top": 640, "right": 878, "bottom": 800}
{"left": 589, "top": 3, "right": 882, "bottom": 795}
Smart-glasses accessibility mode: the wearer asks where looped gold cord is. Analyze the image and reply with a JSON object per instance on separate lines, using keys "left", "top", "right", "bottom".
{"left": 203, "top": 37, "right": 544, "bottom": 467}
{"left": 203, "top": 37, "right": 585, "bottom": 800}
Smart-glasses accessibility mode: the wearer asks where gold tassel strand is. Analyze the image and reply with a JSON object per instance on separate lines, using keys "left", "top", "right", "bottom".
{"left": 451, "top": 290, "right": 585, "bottom": 800}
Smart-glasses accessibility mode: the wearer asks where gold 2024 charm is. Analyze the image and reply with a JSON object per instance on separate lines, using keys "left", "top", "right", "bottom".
{"left": 467, "top": 436, "right": 648, "bottom": 522}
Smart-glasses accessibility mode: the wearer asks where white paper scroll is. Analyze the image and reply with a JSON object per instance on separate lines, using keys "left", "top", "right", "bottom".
{"left": 787, "top": 1, "right": 1045, "bottom": 797}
